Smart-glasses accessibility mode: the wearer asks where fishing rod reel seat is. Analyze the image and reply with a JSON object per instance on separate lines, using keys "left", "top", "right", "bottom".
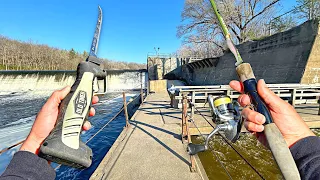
{"left": 188, "top": 95, "right": 243, "bottom": 155}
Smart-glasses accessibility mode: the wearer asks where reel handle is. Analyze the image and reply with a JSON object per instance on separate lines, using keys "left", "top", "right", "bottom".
{"left": 187, "top": 143, "right": 206, "bottom": 155}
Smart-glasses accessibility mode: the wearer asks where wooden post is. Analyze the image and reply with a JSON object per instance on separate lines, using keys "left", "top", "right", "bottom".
{"left": 291, "top": 89, "right": 297, "bottom": 107}
{"left": 182, "top": 94, "right": 188, "bottom": 142}
{"left": 191, "top": 91, "right": 195, "bottom": 119}
{"left": 123, "top": 92, "right": 129, "bottom": 127}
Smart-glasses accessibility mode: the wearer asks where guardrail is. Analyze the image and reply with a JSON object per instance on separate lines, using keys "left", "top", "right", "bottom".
{"left": 171, "top": 84, "right": 320, "bottom": 117}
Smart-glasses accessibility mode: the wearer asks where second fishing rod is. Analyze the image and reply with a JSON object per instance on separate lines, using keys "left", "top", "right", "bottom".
{"left": 208, "top": 0, "right": 300, "bottom": 179}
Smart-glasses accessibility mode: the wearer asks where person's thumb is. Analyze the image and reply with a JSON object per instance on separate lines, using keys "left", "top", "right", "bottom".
{"left": 257, "top": 79, "right": 283, "bottom": 108}
{"left": 58, "top": 86, "right": 71, "bottom": 100}
{"left": 48, "top": 86, "right": 71, "bottom": 107}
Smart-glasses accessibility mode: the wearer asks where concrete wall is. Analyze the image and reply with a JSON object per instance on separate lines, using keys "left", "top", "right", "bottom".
{"left": 165, "top": 20, "right": 320, "bottom": 85}
{"left": 148, "top": 57, "right": 182, "bottom": 80}
{"left": 127, "top": 94, "right": 142, "bottom": 118}
{"left": 0, "top": 70, "right": 148, "bottom": 93}
{"left": 301, "top": 25, "right": 320, "bottom": 84}
{"left": 106, "top": 70, "right": 148, "bottom": 92}
{"left": 149, "top": 80, "right": 167, "bottom": 93}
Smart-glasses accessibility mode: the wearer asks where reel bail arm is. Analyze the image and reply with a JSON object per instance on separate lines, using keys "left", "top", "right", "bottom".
{"left": 187, "top": 95, "right": 243, "bottom": 155}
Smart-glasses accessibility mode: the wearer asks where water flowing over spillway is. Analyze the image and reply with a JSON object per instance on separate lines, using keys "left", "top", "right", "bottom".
{"left": 0, "top": 70, "right": 147, "bottom": 94}
{"left": 0, "top": 73, "right": 75, "bottom": 94}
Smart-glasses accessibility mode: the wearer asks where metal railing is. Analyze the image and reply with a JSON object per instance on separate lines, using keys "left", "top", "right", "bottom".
{"left": 172, "top": 84, "right": 320, "bottom": 115}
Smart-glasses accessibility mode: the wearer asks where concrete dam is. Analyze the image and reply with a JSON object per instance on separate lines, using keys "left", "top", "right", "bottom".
{"left": 0, "top": 70, "right": 147, "bottom": 94}
{"left": 158, "top": 20, "right": 320, "bottom": 85}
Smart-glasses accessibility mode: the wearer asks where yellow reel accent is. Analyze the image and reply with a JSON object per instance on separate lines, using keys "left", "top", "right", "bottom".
{"left": 214, "top": 97, "right": 231, "bottom": 107}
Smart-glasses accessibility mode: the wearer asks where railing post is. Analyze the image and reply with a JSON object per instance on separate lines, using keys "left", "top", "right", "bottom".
{"left": 123, "top": 92, "right": 129, "bottom": 127}
{"left": 182, "top": 93, "right": 188, "bottom": 142}
{"left": 184, "top": 93, "right": 196, "bottom": 172}
{"left": 290, "top": 89, "right": 297, "bottom": 107}
{"left": 226, "top": 90, "right": 231, "bottom": 96}
{"left": 318, "top": 97, "right": 320, "bottom": 115}
{"left": 140, "top": 72, "right": 144, "bottom": 104}
{"left": 140, "top": 86, "right": 144, "bottom": 104}
{"left": 147, "top": 79, "right": 150, "bottom": 95}
{"left": 191, "top": 91, "right": 195, "bottom": 119}
{"left": 187, "top": 123, "right": 196, "bottom": 172}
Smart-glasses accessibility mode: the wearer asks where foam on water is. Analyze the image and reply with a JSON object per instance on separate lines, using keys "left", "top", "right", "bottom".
{"left": 0, "top": 71, "right": 148, "bottom": 94}
{"left": 0, "top": 90, "right": 138, "bottom": 178}
{"left": 0, "top": 71, "right": 142, "bottom": 177}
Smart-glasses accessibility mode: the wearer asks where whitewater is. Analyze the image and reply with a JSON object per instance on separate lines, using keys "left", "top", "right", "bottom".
{"left": 0, "top": 75, "right": 139, "bottom": 179}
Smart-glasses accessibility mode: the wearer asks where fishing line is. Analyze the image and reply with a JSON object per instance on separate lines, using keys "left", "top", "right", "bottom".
{"left": 187, "top": 99, "right": 265, "bottom": 179}
{"left": 188, "top": 116, "right": 233, "bottom": 180}
{"left": 53, "top": 94, "right": 141, "bottom": 170}
{"left": 0, "top": 86, "right": 143, "bottom": 155}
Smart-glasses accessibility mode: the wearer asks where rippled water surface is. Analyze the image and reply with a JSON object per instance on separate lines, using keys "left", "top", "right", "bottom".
{"left": 194, "top": 129, "right": 320, "bottom": 180}
{"left": 0, "top": 91, "right": 138, "bottom": 179}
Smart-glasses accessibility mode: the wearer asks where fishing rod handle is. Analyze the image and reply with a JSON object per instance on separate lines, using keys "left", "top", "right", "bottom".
{"left": 236, "top": 63, "right": 300, "bottom": 180}
{"left": 39, "top": 62, "right": 95, "bottom": 169}
{"left": 236, "top": 63, "right": 273, "bottom": 123}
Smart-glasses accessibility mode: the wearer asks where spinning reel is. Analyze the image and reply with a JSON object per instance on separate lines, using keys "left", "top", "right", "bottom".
{"left": 188, "top": 95, "right": 243, "bottom": 155}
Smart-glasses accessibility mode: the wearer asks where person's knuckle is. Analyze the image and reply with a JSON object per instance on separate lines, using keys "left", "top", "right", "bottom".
{"left": 241, "top": 108, "right": 247, "bottom": 115}
{"left": 244, "top": 121, "right": 254, "bottom": 131}
{"left": 52, "top": 91, "right": 59, "bottom": 97}
{"left": 237, "top": 98, "right": 242, "bottom": 105}
{"left": 242, "top": 108, "right": 251, "bottom": 119}
{"left": 248, "top": 110, "right": 258, "bottom": 122}
{"left": 245, "top": 120, "right": 262, "bottom": 131}
{"left": 252, "top": 112, "right": 260, "bottom": 123}
{"left": 244, "top": 121, "right": 250, "bottom": 129}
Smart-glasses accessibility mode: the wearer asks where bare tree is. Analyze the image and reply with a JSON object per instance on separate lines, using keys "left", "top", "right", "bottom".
{"left": 295, "top": 0, "right": 320, "bottom": 20}
{"left": 176, "top": 43, "right": 222, "bottom": 58}
{"left": 0, "top": 36, "right": 146, "bottom": 70}
{"left": 178, "top": 0, "right": 280, "bottom": 55}
{"left": 271, "top": 15, "right": 297, "bottom": 33}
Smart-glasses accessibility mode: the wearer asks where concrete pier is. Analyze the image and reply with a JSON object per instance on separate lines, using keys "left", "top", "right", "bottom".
{"left": 91, "top": 92, "right": 206, "bottom": 180}
{"left": 91, "top": 80, "right": 319, "bottom": 180}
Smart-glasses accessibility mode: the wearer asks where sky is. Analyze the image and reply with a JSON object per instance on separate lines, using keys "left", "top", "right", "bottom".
{"left": 0, "top": 0, "right": 298, "bottom": 64}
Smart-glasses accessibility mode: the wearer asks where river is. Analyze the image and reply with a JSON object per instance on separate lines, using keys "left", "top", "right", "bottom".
{"left": 193, "top": 128, "right": 320, "bottom": 180}
{"left": 0, "top": 90, "right": 139, "bottom": 179}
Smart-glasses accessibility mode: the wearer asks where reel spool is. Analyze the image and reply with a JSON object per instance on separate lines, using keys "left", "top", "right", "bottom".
{"left": 211, "top": 95, "right": 234, "bottom": 123}
{"left": 188, "top": 95, "right": 243, "bottom": 155}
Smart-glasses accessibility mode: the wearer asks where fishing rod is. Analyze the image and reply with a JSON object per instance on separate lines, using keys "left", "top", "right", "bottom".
{"left": 210, "top": 0, "right": 300, "bottom": 179}
{"left": 190, "top": 0, "right": 300, "bottom": 179}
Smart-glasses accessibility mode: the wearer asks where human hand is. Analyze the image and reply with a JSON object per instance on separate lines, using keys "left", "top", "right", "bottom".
{"left": 20, "top": 86, "right": 99, "bottom": 154}
{"left": 229, "top": 79, "right": 315, "bottom": 147}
